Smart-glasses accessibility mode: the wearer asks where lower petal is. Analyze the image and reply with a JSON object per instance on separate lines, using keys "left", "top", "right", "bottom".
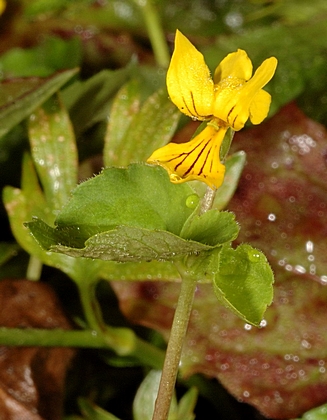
{"left": 147, "top": 125, "right": 227, "bottom": 189}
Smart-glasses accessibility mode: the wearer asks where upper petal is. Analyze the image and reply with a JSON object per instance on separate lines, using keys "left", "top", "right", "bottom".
{"left": 214, "top": 49, "right": 253, "bottom": 83}
{"left": 167, "top": 30, "right": 214, "bottom": 120}
{"left": 243, "top": 57, "right": 278, "bottom": 96}
{"left": 249, "top": 89, "right": 272, "bottom": 125}
{"left": 213, "top": 56, "right": 277, "bottom": 130}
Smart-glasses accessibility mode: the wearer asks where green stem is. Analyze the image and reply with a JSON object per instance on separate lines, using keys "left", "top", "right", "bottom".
{"left": 245, "top": 0, "right": 282, "bottom": 22}
{"left": 199, "top": 187, "right": 217, "bottom": 214}
{"left": 0, "top": 326, "right": 164, "bottom": 369}
{"left": 78, "top": 279, "right": 105, "bottom": 333}
{"left": 134, "top": 0, "right": 170, "bottom": 67}
{"left": 0, "top": 327, "right": 107, "bottom": 348}
{"left": 76, "top": 280, "right": 165, "bottom": 368}
{"left": 152, "top": 269, "right": 197, "bottom": 420}
{"left": 26, "top": 255, "right": 43, "bottom": 281}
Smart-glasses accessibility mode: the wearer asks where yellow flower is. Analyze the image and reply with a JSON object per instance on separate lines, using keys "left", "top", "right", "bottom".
{"left": 147, "top": 30, "right": 277, "bottom": 189}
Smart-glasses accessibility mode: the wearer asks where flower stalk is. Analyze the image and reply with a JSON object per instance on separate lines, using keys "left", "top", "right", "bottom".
{"left": 200, "top": 187, "right": 217, "bottom": 215}
{"left": 152, "top": 265, "right": 198, "bottom": 420}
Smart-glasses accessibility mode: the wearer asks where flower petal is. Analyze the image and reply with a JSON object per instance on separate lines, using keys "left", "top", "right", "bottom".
{"left": 167, "top": 30, "right": 214, "bottom": 120}
{"left": 147, "top": 124, "right": 226, "bottom": 189}
{"left": 214, "top": 49, "right": 253, "bottom": 83}
{"left": 249, "top": 89, "right": 271, "bottom": 125}
{"left": 243, "top": 56, "right": 278, "bottom": 97}
{"left": 213, "top": 56, "right": 277, "bottom": 131}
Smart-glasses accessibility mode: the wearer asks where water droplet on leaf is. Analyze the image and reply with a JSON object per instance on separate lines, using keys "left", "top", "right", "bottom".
{"left": 248, "top": 251, "right": 262, "bottom": 263}
{"left": 186, "top": 194, "right": 199, "bottom": 209}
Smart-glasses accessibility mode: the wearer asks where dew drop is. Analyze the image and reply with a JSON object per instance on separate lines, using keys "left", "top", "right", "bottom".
{"left": 301, "top": 339, "right": 311, "bottom": 349}
{"left": 306, "top": 240, "right": 314, "bottom": 253}
{"left": 320, "top": 275, "right": 327, "bottom": 285}
{"left": 248, "top": 251, "right": 262, "bottom": 263}
{"left": 260, "top": 319, "right": 267, "bottom": 328}
{"left": 186, "top": 194, "right": 199, "bottom": 209}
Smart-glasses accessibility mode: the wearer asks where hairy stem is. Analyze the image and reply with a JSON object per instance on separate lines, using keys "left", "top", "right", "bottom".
{"left": 152, "top": 269, "right": 197, "bottom": 420}
{"left": 200, "top": 187, "right": 217, "bottom": 214}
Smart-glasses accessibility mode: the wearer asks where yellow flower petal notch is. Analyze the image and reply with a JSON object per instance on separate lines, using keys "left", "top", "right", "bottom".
{"left": 147, "top": 30, "right": 277, "bottom": 189}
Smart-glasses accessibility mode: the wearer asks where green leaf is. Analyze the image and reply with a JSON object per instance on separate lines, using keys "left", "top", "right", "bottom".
{"left": 62, "top": 67, "right": 132, "bottom": 136}
{"left": 99, "top": 260, "right": 181, "bottom": 282}
{"left": 27, "top": 222, "right": 213, "bottom": 262}
{"left": 214, "top": 151, "right": 246, "bottom": 210}
{"left": 0, "top": 243, "right": 20, "bottom": 267}
{"left": 181, "top": 210, "right": 239, "bottom": 246}
{"left": 0, "top": 68, "right": 78, "bottom": 139}
{"left": 0, "top": 36, "right": 82, "bottom": 78}
{"left": 213, "top": 244, "right": 274, "bottom": 326}
{"left": 103, "top": 79, "right": 141, "bottom": 166}
{"left": 293, "top": 402, "right": 327, "bottom": 420}
{"left": 78, "top": 397, "right": 121, "bottom": 420}
{"left": 104, "top": 84, "right": 180, "bottom": 166}
{"left": 133, "top": 370, "right": 178, "bottom": 420}
{"left": 55, "top": 164, "right": 196, "bottom": 240}
{"left": 177, "top": 387, "right": 198, "bottom": 420}
{"left": 3, "top": 153, "right": 102, "bottom": 283}
{"left": 3, "top": 185, "right": 103, "bottom": 283}
{"left": 24, "top": 164, "right": 240, "bottom": 263}
{"left": 28, "top": 94, "right": 78, "bottom": 213}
